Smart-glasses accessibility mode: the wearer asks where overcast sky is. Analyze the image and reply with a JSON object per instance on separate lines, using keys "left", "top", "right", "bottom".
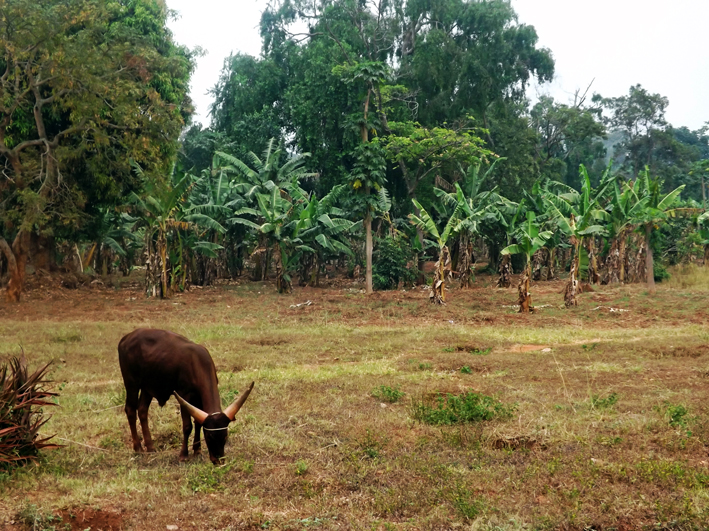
{"left": 166, "top": 0, "right": 709, "bottom": 131}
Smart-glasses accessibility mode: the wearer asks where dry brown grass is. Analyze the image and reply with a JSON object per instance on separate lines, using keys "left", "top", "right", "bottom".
{"left": 1, "top": 270, "right": 709, "bottom": 530}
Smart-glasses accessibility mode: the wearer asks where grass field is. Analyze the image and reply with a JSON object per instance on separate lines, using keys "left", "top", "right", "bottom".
{"left": 1, "top": 268, "right": 709, "bottom": 530}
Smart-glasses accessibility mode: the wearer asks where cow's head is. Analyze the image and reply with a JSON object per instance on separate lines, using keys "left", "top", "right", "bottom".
{"left": 174, "top": 381, "right": 254, "bottom": 465}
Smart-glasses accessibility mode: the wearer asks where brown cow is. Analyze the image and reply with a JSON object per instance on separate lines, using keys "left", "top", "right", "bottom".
{"left": 118, "top": 328, "right": 253, "bottom": 464}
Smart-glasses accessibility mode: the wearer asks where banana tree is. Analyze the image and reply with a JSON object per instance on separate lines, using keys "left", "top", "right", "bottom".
{"left": 605, "top": 180, "right": 650, "bottom": 283}
{"left": 544, "top": 165, "right": 611, "bottom": 307}
{"left": 218, "top": 139, "right": 316, "bottom": 280}
{"left": 501, "top": 212, "right": 553, "bottom": 313}
{"left": 79, "top": 209, "right": 140, "bottom": 276}
{"left": 434, "top": 159, "right": 506, "bottom": 288}
{"left": 233, "top": 185, "right": 309, "bottom": 293}
{"left": 130, "top": 172, "right": 192, "bottom": 299}
{"left": 698, "top": 212, "right": 709, "bottom": 265}
{"left": 295, "top": 184, "right": 356, "bottom": 286}
{"left": 409, "top": 199, "right": 461, "bottom": 304}
{"left": 632, "top": 168, "right": 686, "bottom": 293}
{"left": 496, "top": 199, "right": 525, "bottom": 288}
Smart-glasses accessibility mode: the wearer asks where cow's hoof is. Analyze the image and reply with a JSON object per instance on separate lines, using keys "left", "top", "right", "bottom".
{"left": 179, "top": 453, "right": 189, "bottom": 462}
{"left": 145, "top": 447, "right": 156, "bottom": 453}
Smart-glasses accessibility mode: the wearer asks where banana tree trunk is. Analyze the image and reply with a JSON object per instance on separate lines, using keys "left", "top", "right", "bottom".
{"left": 547, "top": 247, "right": 556, "bottom": 280}
{"left": 496, "top": 254, "right": 511, "bottom": 288}
{"left": 158, "top": 229, "right": 169, "bottom": 299}
{"left": 587, "top": 237, "right": 600, "bottom": 285}
{"left": 645, "top": 223, "right": 656, "bottom": 294}
{"left": 274, "top": 244, "right": 291, "bottom": 294}
{"left": 145, "top": 231, "right": 160, "bottom": 297}
{"left": 607, "top": 233, "right": 622, "bottom": 283}
{"left": 459, "top": 233, "right": 472, "bottom": 289}
{"left": 365, "top": 211, "right": 373, "bottom": 294}
{"left": 518, "top": 259, "right": 532, "bottom": 313}
{"left": 619, "top": 234, "right": 627, "bottom": 283}
{"left": 564, "top": 240, "right": 580, "bottom": 308}
{"left": 532, "top": 248, "right": 544, "bottom": 281}
{"left": 430, "top": 245, "right": 450, "bottom": 304}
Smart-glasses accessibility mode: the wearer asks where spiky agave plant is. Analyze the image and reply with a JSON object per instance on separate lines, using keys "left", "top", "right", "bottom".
{"left": 0, "top": 355, "right": 59, "bottom": 468}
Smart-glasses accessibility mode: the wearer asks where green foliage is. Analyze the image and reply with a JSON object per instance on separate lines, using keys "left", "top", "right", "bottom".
{"left": 371, "top": 385, "right": 405, "bottom": 403}
{"left": 653, "top": 262, "right": 671, "bottom": 282}
{"left": 372, "top": 236, "right": 416, "bottom": 290}
{"left": 665, "top": 403, "right": 690, "bottom": 430}
{"left": 0, "top": 356, "right": 59, "bottom": 469}
{"left": 0, "top": 0, "right": 194, "bottom": 243}
{"left": 294, "top": 459, "right": 309, "bottom": 476}
{"left": 451, "top": 485, "right": 485, "bottom": 520}
{"left": 411, "top": 391, "right": 515, "bottom": 425}
{"left": 186, "top": 461, "right": 234, "bottom": 493}
{"left": 460, "top": 366, "right": 472, "bottom": 375}
{"left": 591, "top": 392, "right": 618, "bottom": 409}
{"left": 501, "top": 211, "right": 553, "bottom": 266}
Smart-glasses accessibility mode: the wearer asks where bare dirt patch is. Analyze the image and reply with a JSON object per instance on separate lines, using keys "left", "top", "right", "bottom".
{"left": 58, "top": 508, "right": 125, "bottom": 531}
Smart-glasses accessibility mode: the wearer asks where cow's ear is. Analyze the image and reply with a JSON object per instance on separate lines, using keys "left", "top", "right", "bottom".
{"left": 224, "top": 381, "right": 254, "bottom": 421}
{"left": 174, "top": 392, "right": 209, "bottom": 424}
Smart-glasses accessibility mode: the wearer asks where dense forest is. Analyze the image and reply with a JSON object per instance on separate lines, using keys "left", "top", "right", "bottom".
{"left": 1, "top": 0, "right": 707, "bottom": 306}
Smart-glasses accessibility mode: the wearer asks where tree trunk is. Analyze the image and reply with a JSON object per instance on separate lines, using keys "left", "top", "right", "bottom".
{"left": 365, "top": 211, "right": 373, "bottom": 294}
{"left": 619, "top": 232, "right": 629, "bottom": 283}
{"left": 430, "top": 246, "right": 450, "bottom": 305}
{"left": 704, "top": 244, "right": 709, "bottom": 266}
{"left": 274, "top": 244, "right": 290, "bottom": 294}
{"left": 532, "top": 248, "right": 544, "bottom": 281}
{"left": 587, "top": 238, "right": 600, "bottom": 285}
{"left": 564, "top": 241, "right": 580, "bottom": 308}
{"left": 517, "top": 261, "right": 532, "bottom": 313}
{"left": 458, "top": 233, "right": 472, "bottom": 289}
{"left": 607, "top": 237, "right": 621, "bottom": 284}
{"left": 547, "top": 247, "right": 556, "bottom": 280}
{"left": 496, "top": 254, "right": 511, "bottom": 288}
{"left": 0, "top": 234, "right": 23, "bottom": 302}
{"left": 645, "top": 223, "right": 656, "bottom": 294}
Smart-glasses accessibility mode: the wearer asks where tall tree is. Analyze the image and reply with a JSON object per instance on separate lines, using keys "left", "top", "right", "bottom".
{"left": 0, "top": 0, "right": 193, "bottom": 301}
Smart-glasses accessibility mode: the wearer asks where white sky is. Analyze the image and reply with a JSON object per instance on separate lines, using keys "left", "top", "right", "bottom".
{"left": 166, "top": 0, "right": 709, "bottom": 131}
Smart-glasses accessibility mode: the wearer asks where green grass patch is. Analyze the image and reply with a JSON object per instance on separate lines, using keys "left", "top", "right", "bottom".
{"left": 371, "top": 385, "right": 405, "bottom": 403}
{"left": 411, "top": 391, "right": 515, "bottom": 425}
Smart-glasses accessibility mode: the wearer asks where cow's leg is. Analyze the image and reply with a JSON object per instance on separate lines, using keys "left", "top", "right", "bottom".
{"left": 193, "top": 422, "right": 202, "bottom": 456}
{"left": 124, "top": 386, "right": 143, "bottom": 452}
{"left": 179, "top": 406, "right": 192, "bottom": 462}
{"left": 137, "top": 391, "right": 156, "bottom": 453}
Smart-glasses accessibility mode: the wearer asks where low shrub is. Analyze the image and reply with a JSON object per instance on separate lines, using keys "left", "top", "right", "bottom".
{"left": 373, "top": 236, "right": 416, "bottom": 290}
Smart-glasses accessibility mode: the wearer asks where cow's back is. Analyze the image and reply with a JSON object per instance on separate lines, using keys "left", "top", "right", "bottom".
{"left": 118, "top": 328, "right": 217, "bottom": 407}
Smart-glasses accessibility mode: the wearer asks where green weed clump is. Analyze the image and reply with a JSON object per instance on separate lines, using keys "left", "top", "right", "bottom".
{"left": 372, "top": 385, "right": 405, "bottom": 403}
{"left": 186, "top": 461, "right": 234, "bottom": 493}
{"left": 0, "top": 356, "right": 60, "bottom": 469}
{"left": 412, "top": 391, "right": 515, "bottom": 425}
{"left": 665, "top": 403, "right": 690, "bottom": 429}
{"left": 591, "top": 392, "right": 619, "bottom": 409}
{"left": 294, "top": 459, "right": 308, "bottom": 476}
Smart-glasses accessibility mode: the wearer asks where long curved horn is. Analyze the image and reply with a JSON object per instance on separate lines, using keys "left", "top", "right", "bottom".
{"left": 174, "top": 392, "right": 209, "bottom": 424}
{"left": 223, "top": 381, "right": 254, "bottom": 421}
